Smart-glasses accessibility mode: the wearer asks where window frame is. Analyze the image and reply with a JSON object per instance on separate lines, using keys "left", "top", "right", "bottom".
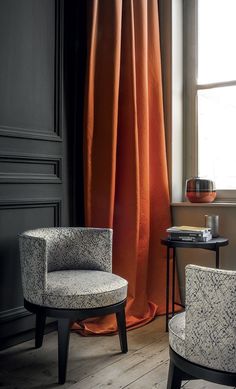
{"left": 183, "top": 0, "right": 236, "bottom": 201}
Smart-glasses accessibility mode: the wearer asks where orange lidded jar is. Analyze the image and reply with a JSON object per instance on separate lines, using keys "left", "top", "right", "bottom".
{"left": 185, "top": 177, "right": 216, "bottom": 203}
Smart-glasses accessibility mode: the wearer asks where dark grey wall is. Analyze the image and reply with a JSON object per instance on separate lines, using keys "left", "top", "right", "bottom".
{"left": 172, "top": 204, "right": 235, "bottom": 302}
{"left": 0, "top": 0, "right": 82, "bottom": 348}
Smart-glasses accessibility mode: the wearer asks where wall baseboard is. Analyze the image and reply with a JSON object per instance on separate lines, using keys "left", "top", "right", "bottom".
{"left": 0, "top": 321, "right": 57, "bottom": 351}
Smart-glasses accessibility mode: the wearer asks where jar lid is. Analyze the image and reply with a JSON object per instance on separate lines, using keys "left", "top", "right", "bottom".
{"left": 186, "top": 177, "right": 216, "bottom": 192}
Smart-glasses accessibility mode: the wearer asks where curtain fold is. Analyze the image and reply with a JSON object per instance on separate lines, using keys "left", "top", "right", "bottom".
{"left": 73, "top": 0, "right": 175, "bottom": 335}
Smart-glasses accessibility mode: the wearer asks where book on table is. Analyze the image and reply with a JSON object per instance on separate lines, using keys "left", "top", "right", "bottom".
{"left": 166, "top": 226, "right": 212, "bottom": 242}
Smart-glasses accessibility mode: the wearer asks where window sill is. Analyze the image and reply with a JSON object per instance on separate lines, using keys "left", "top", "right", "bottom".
{"left": 171, "top": 202, "right": 236, "bottom": 207}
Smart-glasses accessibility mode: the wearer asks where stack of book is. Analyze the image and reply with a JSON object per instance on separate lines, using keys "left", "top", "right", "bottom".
{"left": 167, "top": 226, "right": 212, "bottom": 242}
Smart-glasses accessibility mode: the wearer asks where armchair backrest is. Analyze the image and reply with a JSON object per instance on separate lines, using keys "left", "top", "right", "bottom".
{"left": 20, "top": 227, "right": 112, "bottom": 272}
{"left": 185, "top": 264, "right": 236, "bottom": 372}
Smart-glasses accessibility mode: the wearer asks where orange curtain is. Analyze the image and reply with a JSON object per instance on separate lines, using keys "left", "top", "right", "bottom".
{"left": 74, "top": 0, "right": 172, "bottom": 335}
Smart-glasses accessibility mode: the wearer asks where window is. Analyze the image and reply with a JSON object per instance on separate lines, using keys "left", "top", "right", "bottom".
{"left": 184, "top": 0, "right": 236, "bottom": 199}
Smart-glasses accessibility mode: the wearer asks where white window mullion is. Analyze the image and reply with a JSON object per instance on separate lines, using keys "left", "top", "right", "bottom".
{"left": 183, "top": 0, "right": 198, "bottom": 181}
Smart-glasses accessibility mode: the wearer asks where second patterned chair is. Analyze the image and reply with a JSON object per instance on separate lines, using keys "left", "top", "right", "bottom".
{"left": 167, "top": 264, "right": 236, "bottom": 388}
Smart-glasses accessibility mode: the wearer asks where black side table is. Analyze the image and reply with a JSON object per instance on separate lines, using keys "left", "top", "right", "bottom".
{"left": 161, "top": 237, "right": 229, "bottom": 332}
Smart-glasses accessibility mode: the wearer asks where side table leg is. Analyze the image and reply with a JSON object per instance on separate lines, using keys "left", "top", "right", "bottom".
{"left": 216, "top": 246, "right": 220, "bottom": 269}
{"left": 166, "top": 246, "right": 170, "bottom": 332}
{"left": 172, "top": 247, "right": 176, "bottom": 318}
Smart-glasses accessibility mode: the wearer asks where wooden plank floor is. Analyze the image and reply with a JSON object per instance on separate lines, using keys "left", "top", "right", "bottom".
{"left": 0, "top": 316, "right": 235, "bottom": 389}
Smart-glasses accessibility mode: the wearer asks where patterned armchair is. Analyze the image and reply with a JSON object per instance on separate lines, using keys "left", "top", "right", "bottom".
{"left": 167, "top": 264, "right": 236, "bottom": 388}
{"left": 19, "top": 227, "right": 128, "bottom": 384}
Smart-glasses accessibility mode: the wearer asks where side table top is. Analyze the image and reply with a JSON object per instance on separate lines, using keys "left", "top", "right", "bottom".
{"left": 161, "top": 236, "right": 229, "bottom": 249}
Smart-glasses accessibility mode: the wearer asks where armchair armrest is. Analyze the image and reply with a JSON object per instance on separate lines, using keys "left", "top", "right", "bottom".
{"left": 185, "top": 264, "right": 236, "bottom": 371}
{"left": 19, "top": 235, "right": 47, "bottom": 305}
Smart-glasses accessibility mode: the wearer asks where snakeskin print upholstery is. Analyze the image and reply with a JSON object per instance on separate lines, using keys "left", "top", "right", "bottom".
{"left": 19, "top": 227, "right": 128, "bottom": 308}
{"left": 169, "top": 265, "right": 236, "bottom": 372}
{"left": 44, "top": 270, "right": 127, "bottom": 309}
{"left": 169, "top": 312, "right": 186, "bottom": 359}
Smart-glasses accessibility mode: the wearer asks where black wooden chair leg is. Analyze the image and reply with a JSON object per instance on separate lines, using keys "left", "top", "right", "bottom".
{"left": 58, "top": 318, "right": 71, "bottom": 385}
{"left": 35, "top": 311, "right": 46, "bottom": 349}
{"left": 116, "top": 305, "right": 128, "bottom": 353}
{"left": 167, "top": 360, "right": 182, "bottom": 389}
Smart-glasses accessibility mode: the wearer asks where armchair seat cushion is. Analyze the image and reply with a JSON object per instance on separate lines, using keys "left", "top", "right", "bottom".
{"left": 42, "top": 270, "right": 128, "bottom": 309}
{"left": 169, "top": 312, "right": 186, "bottom": 359}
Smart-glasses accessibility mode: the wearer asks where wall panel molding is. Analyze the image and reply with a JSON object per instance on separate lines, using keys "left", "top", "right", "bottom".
{"left": 0, "top": 153, "right": 62, "bottom": 183}
{"left": 0, "top": 127, "right": 62, "bottom": 142}
{"left": 0, "top": 198, "right": 62, "bottom": 227}
{"left": 0, "top": 198, "right": 61, "bottom": 324}
{"left": 0, "top": 0, "right": 63, "bottom": 142}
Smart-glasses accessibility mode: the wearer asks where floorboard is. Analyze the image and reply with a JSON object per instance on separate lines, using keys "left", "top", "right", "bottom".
{"left": 0, "top": 316, "right": 234, "bottom": 389}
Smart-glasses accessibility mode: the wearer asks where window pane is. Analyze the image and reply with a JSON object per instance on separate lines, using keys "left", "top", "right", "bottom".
{"left": 198, "top": 0, "right": 236, "bottom": 84}
{"left": 198, "top": 86, "right": 236, "bottom": 189}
